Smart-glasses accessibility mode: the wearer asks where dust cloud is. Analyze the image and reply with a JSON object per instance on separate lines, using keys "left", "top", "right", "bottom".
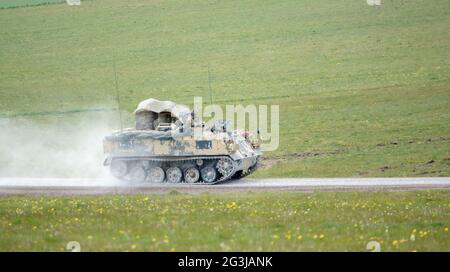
{"left": 0, "top": 111, "right": 125, "bottom": 185}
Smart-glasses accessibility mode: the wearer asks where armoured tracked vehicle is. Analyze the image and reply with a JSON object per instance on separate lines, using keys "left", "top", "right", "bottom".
{"left": 103, "top": 98, "right": 261, "bottom": 184}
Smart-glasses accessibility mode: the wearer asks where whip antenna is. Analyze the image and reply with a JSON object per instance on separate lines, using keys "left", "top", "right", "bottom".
{"left": 208, "top": 64, "right": 213, "bottom": 106}
{"left": 113, "top": 59, "right": 123, "bottom": 132}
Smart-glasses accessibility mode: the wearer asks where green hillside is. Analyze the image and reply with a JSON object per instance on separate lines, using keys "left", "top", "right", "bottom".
{"left": 0, "top": 0, "right": 449, "bottom": 177}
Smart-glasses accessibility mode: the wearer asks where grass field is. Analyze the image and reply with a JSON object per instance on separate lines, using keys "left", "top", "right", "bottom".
{"left": 0, "top": 0, "right": 449, "bottom": 177}
{"left": 1, "top": 1, "right": 448, "bottom": 253}
{"left": 0, "top": 190, "right": 448, "bottom": 251}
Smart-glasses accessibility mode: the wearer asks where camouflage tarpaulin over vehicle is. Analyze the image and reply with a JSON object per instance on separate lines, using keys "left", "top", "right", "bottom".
{"left": 134, "top": 98, "right": 192, "bottom": 126}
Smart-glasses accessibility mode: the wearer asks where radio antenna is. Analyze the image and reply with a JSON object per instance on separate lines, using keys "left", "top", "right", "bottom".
{"left": 113, "top": 58, "right": 123, "bottom": 132}
{"left": 207, "top": 64, "right": 213, "bottom": 106}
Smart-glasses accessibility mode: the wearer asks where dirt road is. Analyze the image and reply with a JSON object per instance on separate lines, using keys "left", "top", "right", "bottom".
{"left": 0, "top": 177, "right": 449, "bottom": 195}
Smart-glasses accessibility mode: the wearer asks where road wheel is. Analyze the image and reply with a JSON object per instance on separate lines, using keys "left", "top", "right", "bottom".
{"left": 184, "top": 167, "right": 200, "bottom": 183}
{"left": 201, "top": 166, "right": 217, "bottom": 183}
{"left": 110, "top": 160, "right": 128, "bottom": 178}
{"left": 166, "top": 167, "right": 182, "bottom": 183}
{"left": 148, "top": 166, "right": 165, "bottom": 183}
{"left": 128, "top": 166, "right": 147, "bottom": 183}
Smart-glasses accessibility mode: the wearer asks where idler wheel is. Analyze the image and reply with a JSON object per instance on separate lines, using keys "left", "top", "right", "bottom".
{"left": 166, "top": 167, "right": 182, "bottom": 183}
{"left": 148, "top": 166, "right": 165, "bottom": 183}
{"left": 184, "top": 167, "right": 200, "bottom": 183}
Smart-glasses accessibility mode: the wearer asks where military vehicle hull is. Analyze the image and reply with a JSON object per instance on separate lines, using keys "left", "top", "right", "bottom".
{"left": 103, "top": 99, "right": 261, "bottom": 184}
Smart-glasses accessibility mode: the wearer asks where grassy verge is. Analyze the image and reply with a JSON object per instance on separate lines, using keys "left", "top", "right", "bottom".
{"left": 0, "top": 190, "right": 448, "bottom": 251}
